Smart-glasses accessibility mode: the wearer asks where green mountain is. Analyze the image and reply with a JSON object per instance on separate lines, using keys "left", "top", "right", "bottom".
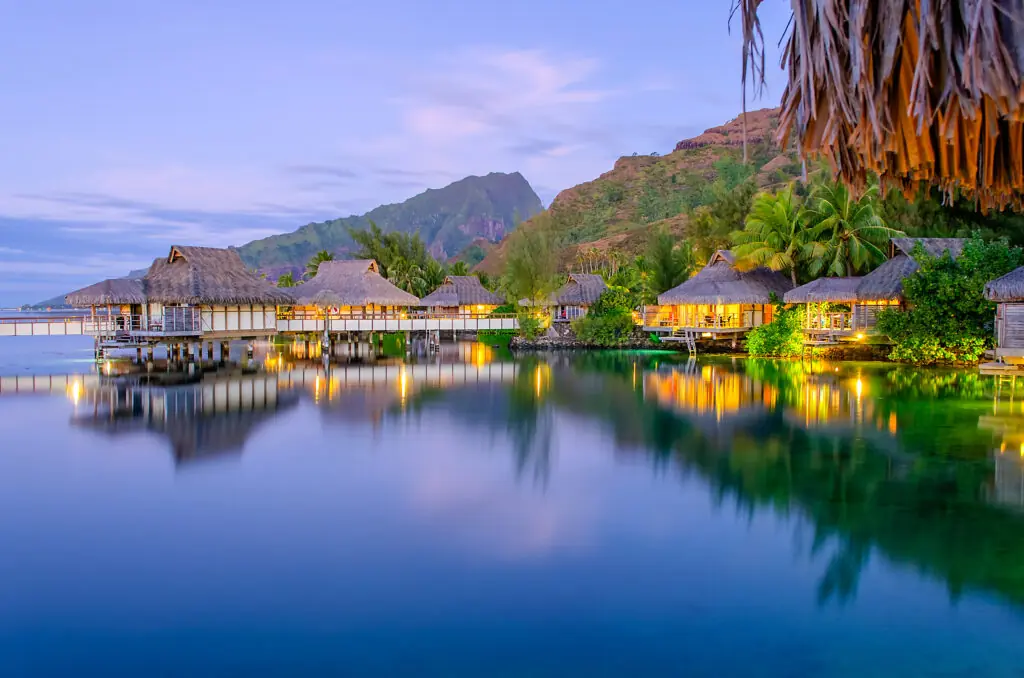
{"left": 478, "top": 109, "right": 802, "bottom": 273}
{"left": 236, "top": 172, "right": 543, "bottom": 278}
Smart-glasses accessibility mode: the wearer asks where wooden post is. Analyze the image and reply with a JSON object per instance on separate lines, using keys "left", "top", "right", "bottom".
{"left": 136, "top": 347, "right": 142, "bottom": 363}
{"left": 147, "top": 346, "right": 154, "bottom": 363}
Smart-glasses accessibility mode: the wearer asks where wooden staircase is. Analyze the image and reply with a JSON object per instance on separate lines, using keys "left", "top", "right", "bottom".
{"left": 670, "top": 328, "right": 697, "bottom": 355}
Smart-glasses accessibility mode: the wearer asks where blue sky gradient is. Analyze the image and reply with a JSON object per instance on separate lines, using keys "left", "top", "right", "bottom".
{"left": 0, "top": 0, "right": 791, "bottom": 304}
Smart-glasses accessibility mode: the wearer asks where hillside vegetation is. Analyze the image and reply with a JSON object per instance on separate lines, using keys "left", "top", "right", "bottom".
{"left": 236, "top": 172, "right": 543, "bottom": 280}
{"left": 478, "top": 108, "right": 803, "bottom": 274}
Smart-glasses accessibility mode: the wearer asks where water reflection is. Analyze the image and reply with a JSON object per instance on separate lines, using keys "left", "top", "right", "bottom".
{"left": 43, "top": 348, "right": 1024, "bottom": 610}
{"left": 70, "top": 373, "right": 298, "bottom": 465}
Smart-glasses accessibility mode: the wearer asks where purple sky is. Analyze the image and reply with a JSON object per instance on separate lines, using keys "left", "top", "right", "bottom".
{"left": 0, "top": 0, "right": 791, "bottom": 304}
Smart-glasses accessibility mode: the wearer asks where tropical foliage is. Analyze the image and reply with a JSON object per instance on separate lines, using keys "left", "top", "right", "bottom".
{"left": 501, "top": 213, "right": 559, "bottom": 304}
{"left": 803, "top": 182, "right": 902, "bottom": 277}
{"left": 876, "top": 238, "right": 1024, "bottom": 364}
{"left": 305, "top": 250, "right": 335, "bottom": 278}
{"left": 276, "top": 272, "right": 297, "bottom": 288}
{"left": 730, "top": 178, "right": 902, "bottom": 283}
{"left": 731, "top": 187, "right": 806, "bottom": 285}
{"left": 572, "top": 287, "right": 638, "bottom": 347}
{"left": 646, "top": 229, "right": 696, "bottom": 295}
{"left": 349, "top": 222, "right": 471, "bottom": 297}
{"left": 745, "top": 305, "right": 804, "bottom": 357}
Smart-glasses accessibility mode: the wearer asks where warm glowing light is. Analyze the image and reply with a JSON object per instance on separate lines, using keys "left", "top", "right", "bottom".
{"left": 399, "top": 367, "right": 408, "bottom": 404}
{"left": 855, "top": 378, "right": 863, "bottom": 398}
{"left": 68, "top": 381, "right": 81, "bottom": 405}
{"left": 535, "top": 366, "right": 543, "bottom": 398}
{"left": 701, "top": 332, "right": 712, "bottom": 338}
{"left": 103, "top": 361, "right": 111, "bottom": 376}
{"left": 476, "top": 304, "right": 485, "bottom": 311}
{"left": 1019, "top": 442, "right": 1024, "bottom": 457}
{"left": 856, "top": 333, "right": 865, "bottom": 340}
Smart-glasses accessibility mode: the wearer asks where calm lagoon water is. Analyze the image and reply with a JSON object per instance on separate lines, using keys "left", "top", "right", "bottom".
{"left": 2, "top": 340, "right": 1024, "bottom": 676}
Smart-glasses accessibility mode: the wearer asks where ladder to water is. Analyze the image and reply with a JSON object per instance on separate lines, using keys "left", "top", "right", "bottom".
{"left": 672, "top": 328, "right": 697, "bottom": 355}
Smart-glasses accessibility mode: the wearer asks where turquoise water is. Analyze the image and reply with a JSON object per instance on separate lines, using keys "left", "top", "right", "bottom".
{"left": 1, "top": 346, "right": 1023, "bottom": 676}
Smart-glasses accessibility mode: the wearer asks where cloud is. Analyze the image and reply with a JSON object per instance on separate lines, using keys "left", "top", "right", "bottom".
{"left": 282, "top": 164, "right": 358, "bottom": 181}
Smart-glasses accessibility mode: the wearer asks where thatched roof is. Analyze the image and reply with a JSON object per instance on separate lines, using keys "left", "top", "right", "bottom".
{"left": 986, "top": 267, "right": 1024, "bottom": 302}
{"left": 145, "top": 246, "right": 295, "bottom": 305}
{"left": 552, "top": 273, "right": 608, "bottom": 305}
{"left": 741, "top": 0, "right": 1024, "bottom": 210}
{"left": 420, "top": 275, "right": 503, "bottom": 307}
{"left": 65, "top": 277, "right": 146, "bottom": 307}
{"left": 783, "top": 277, "right": 862, "bottom": 304}
{"left": 658, "top": 250, "right": 793, "bottom": 305}
{"left": 855, "top": 238, "right": 965, "bottom": 301}
{"left": 293, "top": 259, "right": 419, "bottom": 307}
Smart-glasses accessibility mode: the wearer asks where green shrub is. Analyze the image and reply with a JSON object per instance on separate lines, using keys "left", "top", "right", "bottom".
{"left": 876, "top": 237, "right": 1022, "bottom": 364}
{"left": 573, "top": 310, "right": 635, "bottom": 346}
{"left": 745, "top": 306, "right": 803, "bottom": 357}
{"left": 517, "top": 313, "right": 543, "bottom": 340}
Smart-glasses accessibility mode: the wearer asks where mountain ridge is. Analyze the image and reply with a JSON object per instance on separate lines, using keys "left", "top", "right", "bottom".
{"left": 236, "top": 171, "right": 543, "bottom": 279}
{"left": 476, "top": 108, "right": 797, "bottom": 274}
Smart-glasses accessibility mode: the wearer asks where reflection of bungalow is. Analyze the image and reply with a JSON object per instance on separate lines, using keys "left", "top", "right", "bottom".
{"left": 72, "top": 375, "right": 298, "bottom": 465}
{"left": 645, "top": 251, "right": 793, "bottom": 338}
{"left": 985, "top": 267, "right": 1024, "bottom": 362}
{"left": 852, "top": 238, "right": 965, "bottom": 330}
{"left": 293, "top": 260, "right": 419, "bottom": 317}
{"left": 783, "top": 277, "right": 862, "bottom": 339}
{"left": 419, "top": 275, "right": 503, "bottom": 316}
{"left": 65, "top": 245, "right": 294, "bottom": 340}
{"left": 549, "top": 274, "right": 608, "bottom": 322}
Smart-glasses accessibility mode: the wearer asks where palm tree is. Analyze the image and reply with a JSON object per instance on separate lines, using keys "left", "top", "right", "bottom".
{"left": 646, "top": 229, "right": 694, "bottom": 294}
{"left": 804, "top": 181, "right": 904, "bottom": 277}
{"left": 305, "top": 250, "right": 334, "bottom": 279}
{"left": 388, "top": 258, "right": 428, "bottom": 296}
{"left": 277, "top": 272, "right": 297, "bottom": 288}
{"left": 449, "top": 261, "right": 470, "bottom": 276}
{"left": 731, "top": 187, "right": 806, "bottom": 286}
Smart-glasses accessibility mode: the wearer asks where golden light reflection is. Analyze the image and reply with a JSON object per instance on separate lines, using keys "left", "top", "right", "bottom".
{"left": 67, "top": 380, "right": 82, "bottom": 406}
{"left": 399, "top": 366, "right": 408, "bottom": 406}
{"left": 469, "top": 343, "right": 492, "bottom": 368}
{"left": 314, "top": 375, "right": 322, "bottom": 404}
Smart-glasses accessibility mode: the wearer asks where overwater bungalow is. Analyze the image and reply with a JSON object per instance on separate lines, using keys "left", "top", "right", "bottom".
{"left": 548, "top": 273, "right": 608, "bottom": 322}
{"left": 985, "top": 267, "right": 1024, "bottom": 363}
{"left": 644, "top": 250, "right": 793, "bottom": 338}
{"left": 279, "top": 259, "right": 419, "bottom": 333}
{"left": 783, "top": 277, "right": 862, "bottom": 340}
{"left": 419, "top": 275, "right": 504, "bottom": 316}
{"left": 65, "top": 245, "right": 294, "bottom": 344}
{"left": 852, "top": 238, "right": 965, "bottom": 330}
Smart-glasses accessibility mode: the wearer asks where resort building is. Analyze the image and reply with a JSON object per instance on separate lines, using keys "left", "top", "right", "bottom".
{"left": 852, "top": 238, "right": 965, "bottom": 330}
{"left": 783, "top": 277, "right": 862, "bottom": 340}
{"left": 548, "top": 273, "right": 608, "bottom": 322}
{"left": 782, "top": 238, "right": 967, "bottom": 339}
{"left": 284, "top": 260, "right": 419, "bottom": 323}
{"left": 65, "top": 245, "right": 294, "bottom": 346}
{"left": 985, "top": 267, "right": 1024, "bottom": 362}
{"left": 419, "top": 275, "right": 504, "bottom": 316}
{"left": 644, "top": 250, "right": 793, "bottom": 338}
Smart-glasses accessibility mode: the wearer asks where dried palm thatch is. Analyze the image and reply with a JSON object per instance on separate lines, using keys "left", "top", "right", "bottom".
{"left": 740, "top": 0, "right": 1024, "bottom": 209}
{"left": 552, "top": 273, "right": 609, "bottom": 305}
{"left": 294, "top": 259, "right": 419, "bottom": 307}
{"left": 65, "top": 277, "right": 146, "bottom": 307}
{"left": 855, "top": 237, "right": 965, "bottom": 300}
{"left": 985, "top": 266, "right": 1024, "bottom": 300}
{"left": 145, "top": 246, "right": 295, "bottom": 305}
{"left": 420, "top": 275, "right": 504, "bottom": 307}
{"left": 783, "top": 276, "right": 862, "bottom": 303}
{"left": 659, "top": 250, "right": 794, "bottom": 304}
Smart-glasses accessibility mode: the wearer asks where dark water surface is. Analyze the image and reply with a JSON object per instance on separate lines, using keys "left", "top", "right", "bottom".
{"left": 2, "top": 339, "right": 1024, "bottom": 676}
